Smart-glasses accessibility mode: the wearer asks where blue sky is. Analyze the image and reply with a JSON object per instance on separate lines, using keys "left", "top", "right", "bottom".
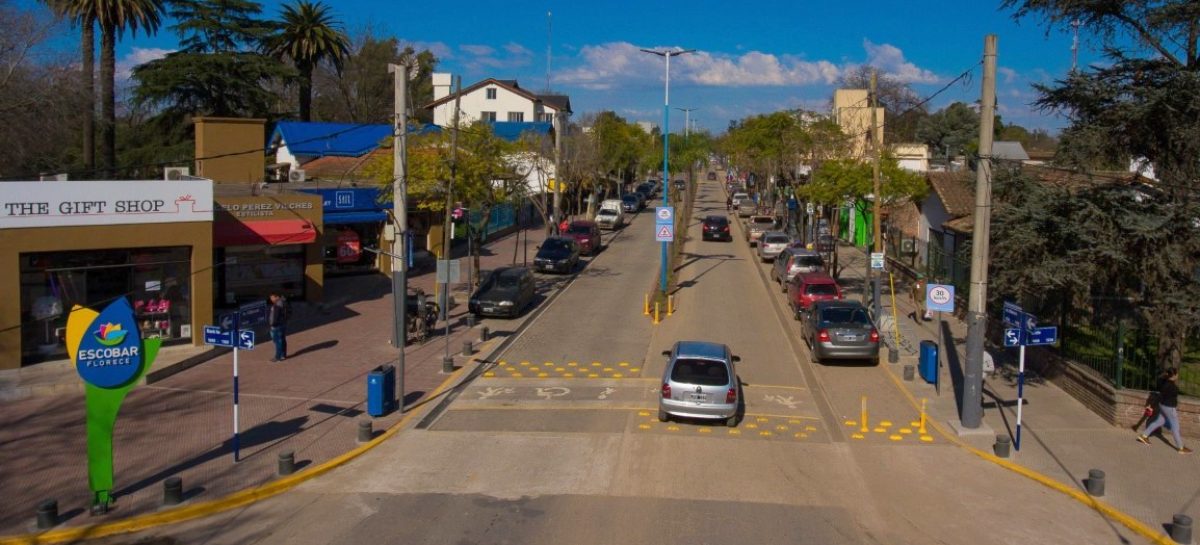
{"left": 26, "top": 0, "right": 1107, "bottom": 134}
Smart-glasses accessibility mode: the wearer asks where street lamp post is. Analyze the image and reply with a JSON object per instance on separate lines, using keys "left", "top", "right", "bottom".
{"left": 642, "top": 47, "right": 694, "bottom": 294}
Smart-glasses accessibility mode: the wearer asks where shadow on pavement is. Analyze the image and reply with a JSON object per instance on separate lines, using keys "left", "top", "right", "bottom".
{"left": 289, "top": 339, "right": 339, "bottom": 358}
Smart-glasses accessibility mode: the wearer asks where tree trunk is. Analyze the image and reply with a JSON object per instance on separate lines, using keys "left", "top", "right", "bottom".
{"left": 100, "top": 22, "right": 116, "bottom": 179}
{"left": 82, "top": 16, "right": 95, "bottom": 174}
{"left": 299, "top": 63, "right": 313, "bottom": 122}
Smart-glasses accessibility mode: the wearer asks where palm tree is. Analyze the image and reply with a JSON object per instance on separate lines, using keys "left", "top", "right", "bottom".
{"left": 57, "top": 0, "right": 164, "bottom": 178}
{"left": 267, "top": 0, "right": 349, "bottom": 122}
{"left": 43, "top": 1, "right": 95, "bottom": 173}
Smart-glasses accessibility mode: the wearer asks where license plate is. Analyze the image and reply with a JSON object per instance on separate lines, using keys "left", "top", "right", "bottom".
{"left": 686, "top": 393, "right": 706, "bottom": 404}
{"left": 838, "top": 334, "right": 861, "bottom": 341}
{"left": 482, "top": 306, "right": 496, "bottom": 313}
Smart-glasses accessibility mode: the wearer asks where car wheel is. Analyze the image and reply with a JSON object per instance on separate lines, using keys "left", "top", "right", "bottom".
{"left": 726, "top": 415, "right": 739, "bottom": 427}
{"left": 658, "top": 410, "right": 669, "bottom": 423}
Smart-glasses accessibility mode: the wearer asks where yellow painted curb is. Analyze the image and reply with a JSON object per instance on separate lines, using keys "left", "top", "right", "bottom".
{"left": 879, "top": 364, "right": 1175, "bottom": 545}
{"left": 0, "top": 362, "right": 473, "bottom": 545}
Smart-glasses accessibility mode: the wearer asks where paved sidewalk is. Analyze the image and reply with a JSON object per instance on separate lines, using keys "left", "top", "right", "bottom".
{"left": 835, "top": 243, "right": 1199, "bottom": 539}
{"left": 0, "top": 225, "right": 551, "bottom": 536}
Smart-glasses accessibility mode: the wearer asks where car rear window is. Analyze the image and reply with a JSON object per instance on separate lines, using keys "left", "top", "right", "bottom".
{"left": 795, "top": 256, "right": 823, "bottom": 268}
{"left": 821, "top": 307, "right": 871, "bottom": 325}
{"left": 598, "top": 210, "right": 617, "bottom": 216}
{"left": 752, "top": 217, "right": 775, "bottom": 225}
{"left": 764, "top": 235, "right": 790, "bottom": 244}
{"left": 805, "top": 283, "right": 838, "bottom": 295}
{"left": 706, "top": 216, "right": 728, "bottom": 224}
{"left": 567, "top": 224, "right": 591, "bottom": 234}
{"left": 670, "top": 358, "right": 729, "bottom": 386}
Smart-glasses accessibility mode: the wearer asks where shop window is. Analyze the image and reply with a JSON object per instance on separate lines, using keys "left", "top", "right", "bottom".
{"left": 322, "top": 224, "right": 380, "bottom": 274}
{"left": 220, "top": 245, "right": 305, "bottom": 306}
{"left": 20, "top": 247, "right": 193, "bottom": 366}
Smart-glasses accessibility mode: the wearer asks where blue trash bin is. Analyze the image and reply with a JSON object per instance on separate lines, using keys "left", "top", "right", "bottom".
{"left": 919, "top": 341, "right": 938, "bottom": 385}
{"left": 367, "top": 365, "right": 396, "bottom": 417}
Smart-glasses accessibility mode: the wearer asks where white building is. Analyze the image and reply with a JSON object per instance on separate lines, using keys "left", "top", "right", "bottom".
{"left": 427, "top": 74, "right": 571, "bottom": 128}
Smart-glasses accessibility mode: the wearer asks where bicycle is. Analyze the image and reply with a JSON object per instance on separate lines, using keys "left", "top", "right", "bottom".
{"left": 406, "top": 288, "right": 440, "bottom": 344}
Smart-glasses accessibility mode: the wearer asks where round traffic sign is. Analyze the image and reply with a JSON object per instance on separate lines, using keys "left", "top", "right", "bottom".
{"left": 656, "top": 208, "right": 672, "bottom": 221}
{"left": 929, "top": 286, "right": 952, "bottom": 306}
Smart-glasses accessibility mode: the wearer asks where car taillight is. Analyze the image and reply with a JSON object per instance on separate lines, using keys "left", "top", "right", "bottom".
{"left": 661, "top": 383, "right": 671, "bottom": 398}
{"left": 817, "top": 329, "right": 831, "bottom": 342}
{"left": 726, "top": 388, "right": 737, "bottom": 404}
{"left": 869, "top": 329, "right": 880, "bottom": 343}
{"left": 722, "top": 226, "right": 729, "bottom": 232}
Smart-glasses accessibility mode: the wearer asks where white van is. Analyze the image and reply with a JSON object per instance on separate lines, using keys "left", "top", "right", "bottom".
{"left": 596, "top": 199, "right": 626, "bottom": 230}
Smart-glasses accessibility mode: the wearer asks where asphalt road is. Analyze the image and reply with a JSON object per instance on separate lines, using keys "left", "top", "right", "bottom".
{"left": 101, "top": 173, "right": 1151, "bottom": 545}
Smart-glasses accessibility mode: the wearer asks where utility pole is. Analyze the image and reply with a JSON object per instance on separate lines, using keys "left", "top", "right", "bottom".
{"left": 442, "top": 76, "right": 462, "bottom": 373}
{"left": 863, "top": 70, "right": 880, "bottom": 310}
{"left": 962, "top": 34, "right": 998, "bottom": 429}
{"left": 553, "top": 111, "right": 563, "bottom": 234}
{"left": 388, "top": 61, "right": 411, "bottom": 409}
{"left": 675, "top": 107, "right": 696, "bottom": 142}
{"left": 1070, "top": 19, "right": 1081, "bottom": 72}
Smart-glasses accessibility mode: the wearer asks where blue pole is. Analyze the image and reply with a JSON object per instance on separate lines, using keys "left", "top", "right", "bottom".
{"left": 660, "top": 53, "right": 671, "bottom": 295}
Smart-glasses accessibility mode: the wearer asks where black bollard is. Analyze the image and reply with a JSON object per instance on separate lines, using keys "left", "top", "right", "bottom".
{"left": 278, "top": 450, "right": 295, "bottom": 476}
{"left": 462, "top": 341, "right": 473, "bottom": 357}
{"left": 480, "top": 326, "right": 490, "bottom": 342}
{"left": 1085, "top": 469, "right": 1105, "bottom": 497}
{"left": 993, "top": 435, "right": 1011, "bottom": 458}
{"left": 358, "top": 419, "right": 372, "bottom": 443}
{"left": 889, "top": 346, "right": 899, "bottom": 364}
{"left": 903, "top": 365, "right": 915, "bottom": 381}
{"left": 442, "top": 356, "right": 455, "bottom": 373}
{"left": 36, "top": 500, "right": 58, "bottom": 529}
{"left": 163, "top": 477, "right": 183, "bottom": 506}
{"left": 466, "top": 314, "right": 476, "bottom": 328}
{"left": 1171, "top": 514, "right": 1192, "bottom": 544}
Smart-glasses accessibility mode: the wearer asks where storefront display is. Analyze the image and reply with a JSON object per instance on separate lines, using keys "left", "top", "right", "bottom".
{"left": 299, "top": 187, "right": 388, "bottom": 275}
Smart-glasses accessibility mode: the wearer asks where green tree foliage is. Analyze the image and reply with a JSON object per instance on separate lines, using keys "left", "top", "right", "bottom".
{"left": 312, "top": 34, "right": 438, "bottom": 123}
{"left": 722, "top": 110, "right": 850, "bottom": 183}
{"left": 798, "top": 155, "right": 927, "bottom": 207}
{"left": 132, "top": 0, "right": 291, "bottom": 120}
{"left": 1004, "top": 0, "right": 1200, "bottom": 365}
{"left": 265, "top": 0, "right": 349, "bottom": 122}
{"left": 915, "top": 102, "right": 979, "bottom": 160}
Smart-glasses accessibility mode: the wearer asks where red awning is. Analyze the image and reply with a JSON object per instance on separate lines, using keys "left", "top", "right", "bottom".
{"left": 214, "top": 219, "right": 317, "bottom": 246}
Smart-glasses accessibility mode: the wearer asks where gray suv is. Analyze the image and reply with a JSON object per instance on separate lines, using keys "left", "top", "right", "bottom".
{"left": 770, "top": 248, "right": 825, "bottom": 292}
{"left": 658, "top": 341, "right": 741, "bottom": 426}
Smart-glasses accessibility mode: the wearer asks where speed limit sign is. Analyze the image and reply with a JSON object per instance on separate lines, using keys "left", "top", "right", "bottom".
{"left": 927, "top": 283, "right": 954, "bottom": 313}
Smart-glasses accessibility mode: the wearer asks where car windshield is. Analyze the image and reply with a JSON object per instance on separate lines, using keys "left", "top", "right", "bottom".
{"left": 764, "top": 235, "right": 790, "bottom": 244}
{"left": 753, "top": 217, "right": 775, "bottom": 225}
{"left": 598, "top": 210, "right": 617, "bottom": 216}
{"left": 567, "top": 224, "right": 591, "bottom": 234}
{"left": 541, "top": 239, "right": 572, "bottom": 253}
{"left": 821, "top": 307, "right": 871, "bottom": 325}
{"left": 805, "top": 283, "right": 837, "bottom": 295}
{"left": 670, "top": 358, "right": 729, "bottom": 386}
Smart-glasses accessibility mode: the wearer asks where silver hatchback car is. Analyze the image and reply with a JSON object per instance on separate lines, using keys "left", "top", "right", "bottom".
{"left": 658, "top": 341, "right": 741, "bottom": 426}
{"left": 757, "top": 231, "right": 791, "bottom": 262}
{"left": 770, "top": 249, "right": 825, "bottom": 292}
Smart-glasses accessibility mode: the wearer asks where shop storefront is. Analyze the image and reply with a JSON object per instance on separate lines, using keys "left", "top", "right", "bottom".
{"left": 212, "top": 190, "right": 323, "bottom": 311}
{"left": 298, "top": 187, "right": 389, "bottom": 275}
{"left": 0, "top": 180, "right": 214, "bottom": 369}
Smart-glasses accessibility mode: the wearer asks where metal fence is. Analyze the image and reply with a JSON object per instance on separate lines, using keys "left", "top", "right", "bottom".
{"left": 1059, "top": 319, "right": 1200, "bottom": 396}
{"left": 883, "top": 227, "right": 971, "bottom": 293}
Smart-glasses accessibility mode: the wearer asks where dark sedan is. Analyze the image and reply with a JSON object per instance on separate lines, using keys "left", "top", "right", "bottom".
{"left": 701, "top": 215, "right": 732, "bottom": 241}
{"left": 533, "top": 236, "right": 581, "bottom": 274}
{"left": 621, "top": 194, "right": 641, "bottom": 213}
{"left": 469, "top": 267, "right": 535, "bottom": 318}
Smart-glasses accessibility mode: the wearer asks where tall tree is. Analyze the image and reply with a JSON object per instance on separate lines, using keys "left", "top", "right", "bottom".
{"left": 916, "top": 102, "right": 979, "bottom": 162}
{"left": 266, "top": 0, "right": 349, "bottom": 122}
{"left": 44, "top": 0, "right": 95, "bottom": 172}
{"left": 1004, "top": 0, "right": 1200, "bottom": 366}
{"left": 60, "top": 0, "right": 163, "bottom": 178}
{"left": 311, "top": 34, "right": 438, "bottom": 123}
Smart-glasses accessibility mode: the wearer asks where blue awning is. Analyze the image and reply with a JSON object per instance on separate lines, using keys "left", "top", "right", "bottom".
{"left": 325, "top": 210, "right": 388, "bottom": 224}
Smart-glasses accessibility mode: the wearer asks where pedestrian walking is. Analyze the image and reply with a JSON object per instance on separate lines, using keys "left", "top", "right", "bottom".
{"left": 268, "top": 293, "right": 289, "bottom": 362}
{"left": 910, "top": 274, "right": 931, "bottom": 322}
{"left": 1137, "top": 367, "right": 1192, "bottom": 453}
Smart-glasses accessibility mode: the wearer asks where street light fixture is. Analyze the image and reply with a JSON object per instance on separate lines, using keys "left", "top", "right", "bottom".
{"left": 641, "top": 47, "right": 694, "bottom": 294}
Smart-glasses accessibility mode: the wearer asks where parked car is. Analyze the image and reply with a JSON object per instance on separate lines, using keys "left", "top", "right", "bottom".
{"left": 636, "top": 186, "right": 653, "bottom": 204}
{"left": 731, "top": 192, "right": 750, "bottom": 209}
{"left": 707, "top": 171, "right": 717, "bottom": 181}
{"left": 757, "top": 231, "right": 791, "bottom": 262}
{"left": 787, "top": 272, "right": 842, "bottom": 319}
{"left": 468, "top": 267, "right": 535, "bottom": 318}
{"left": 803, "top": 300, "right": 880, "bottom": 364}
{"left": 701, "top": 215, "right": 732, "bottom": 241}
{"left": 533, "top": 236, "right": 581, "bottom": 274}
{"left": 595, "top": 208, "right": 624, "bottom": 230}
{"left": 565, "top": 220, "right": 601, "bottom": 255}
{"left": 771, "top": 249, "right": 826, "bottom": 291}
{"left": 621, "top": 194, "right": 641, "bottom": 213}
{"left": 744, "top": 215, "right": 777, "bottom": 246}
{"left": 658, "top": 340, "right": 741, "bottom": 426}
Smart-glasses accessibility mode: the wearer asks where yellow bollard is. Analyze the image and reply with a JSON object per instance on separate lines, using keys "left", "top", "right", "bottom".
{"left": 653, "top": 302, "right": 661, "bottom": 324}
{"left": 667, "top": 295, "right": 674, "bottom": 316}
{"left": 860, "top": 396, "right": 869, "bottom": 433}
{"left": 643, "top": 293, "right": 650, "bottom": 315}
{"left": 919, "top": 398, "right": 928, "bottom": 435}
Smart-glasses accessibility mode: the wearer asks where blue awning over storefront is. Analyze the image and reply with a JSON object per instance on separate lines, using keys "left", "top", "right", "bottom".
{"left": 324, "top": 210, "right": 388, "bottom": 224}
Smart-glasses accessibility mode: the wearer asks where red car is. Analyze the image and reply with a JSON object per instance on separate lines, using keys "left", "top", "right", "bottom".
{"left": 787, "top": 272, "right": 842, "bottom": 319}
{"left": 565, "top": 220, "right": 601, "bottom": 256}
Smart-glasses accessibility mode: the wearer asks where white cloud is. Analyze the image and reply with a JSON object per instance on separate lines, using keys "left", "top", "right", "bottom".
{"left": 116, "top": 47, "right": 173, "bottom": 82}
{"left": 456, "top": 42, "right": 534, "bottom": 73}
{"left": 554, "top": 40, "right": 936, "bottom": 90}
{"left": 460, "top": 44, "right": 495, "bottom": 56}
{"left": 411, "top": 41, "right": 453, "bottom": 59}
{"left": 997, "top": 66, "right": 1018, "bottom": 84}
{"left": 860, "top": 40, "right": 940, "bottom": 84}
{"left": 504, "top": 42, "right": 533, "bottom": 57}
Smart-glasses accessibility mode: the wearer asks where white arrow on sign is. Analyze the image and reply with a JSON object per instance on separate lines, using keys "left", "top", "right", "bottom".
{"left": 1004, "top": 328, "right": 1021, "bottom": 347}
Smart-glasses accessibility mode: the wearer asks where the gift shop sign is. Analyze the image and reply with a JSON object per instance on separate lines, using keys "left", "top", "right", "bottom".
{"left": 0, "top": 180, "right": 214, "bottom": 229}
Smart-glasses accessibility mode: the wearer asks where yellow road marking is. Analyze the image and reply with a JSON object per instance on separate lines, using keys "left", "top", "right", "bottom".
{"left": 844, "top": 420, "right": 857, "bottom": 426}
{"left": 483, "top": 372, "right": 495, "bottom": 378}
{"left": 612, "top": 373, "right": 624, "bottom": 378}
{"left": 795, "top": 433, "right": 809, "bottom": 439}
{"left": 638, "top": 424, "right": 651, "bottom": 430}
{"left": 789, "top": 419, "right": 804, "bottom": 425}
{"left": 880, "top": 420, "right": 893, "bottom": 427}
{"left": 563, "top": 373, "right": 575, "bottom": 378}
{"left": 755, "top": 416, "right": 769, "bottom": 422}
{"left": 528, "top": 367, "right": 540, "bottom": 372}
{"left": 851, "top": 433, "right": 865, "bottom": 439}
{"left": 520, "top": 361, "right": 531, "bottom": 366}
{"left": 759, "top": 431, "right": 773, "bottom": 437}
{"left": 630, "top": 368, "right": 641, "bottom": 373}
{"left": 568, "top": 362, "right": 578, "bottom": 367}
{"left": 591, "top": 362, "right": 602, "bottom": 367}
{"left": 805, "top": 426, "right": 817, "bottom": 432}
{"left": 666, "top": 425, "right": 680, "bottom": 431}
{"left": 537, "top": 373, "right": 549, "bottom": 378}
{"left": 618, "top": 362, "right": 630, "bottom": 367}
{"left": 873, "top": 427, "right": 887, "bottom": 433}
{"left": 744, "top": 423, "right": 758, "bottom": 429}
{"left": 775, "top": 425, "right": 789, "bottom": 431}
{"left": 638, "top": 411, "right": 651, "bottom": 416}
{"left": 920, "top": 435, "right": 934, "bottom": 442}
{"left": 543, "top": 361, "right": 554, "bottom": 366}
{"left": 510, "top": 373, "right": 523, "bottom": 378}
{"left": 889, "top": 435, "right": 903, "bottom": 441}
{"left": 588, "top": 373, "right": 599, "bottom": 378}
{"left": 728, "top": 429, "right": 741, "bottom": 435}
{"left": 603, "top": 368, "right": 613, "bottom": 372}
{"left": 697, "top": 428, "right": 712, "bottom": 434}
{"left": 899, "top": 428, "right": 913, "bottom": 434}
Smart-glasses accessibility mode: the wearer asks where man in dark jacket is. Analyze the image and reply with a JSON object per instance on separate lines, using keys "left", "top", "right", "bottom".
{"left": 268, "top": 293, "right": 288, "bottom": 362}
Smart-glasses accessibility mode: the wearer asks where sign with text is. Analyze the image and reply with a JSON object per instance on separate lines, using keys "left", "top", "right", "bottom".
{"left": 870, "top": 252, "right": 885, "bottom": 270}
{"left": 0, "top": 180, "right": 213, "bottom": 229}
{"left": 926, "top": 283, "right": 955, "bottom": 313}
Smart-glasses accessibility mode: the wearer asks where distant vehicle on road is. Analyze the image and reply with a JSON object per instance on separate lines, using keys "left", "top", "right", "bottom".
{"left": 468, "top": 267, "right": 535, "bottom": 318}
{"left": 803, "top": 300, "right": 880, "bottom": 364}
{"left": 745, "top": 215, "right": 777, "bottom": 246}
{"left": 533, "top": 236, "right": 581, "bottom": 274}
{"left": 565, "top": 220, "right": 601, "bottom": 256}
{"left": 621, "top": 194, "right": 641, "bottom": 213}
{"left": 757, "top": 231, "right": 791, "bottom": 262}
{"left": 701, "top": 215, "right": 732, "bottom": 241}
{"left": 787, "top": 272, "right": 842, "bottom": 319}
{"left": 771, "top": 249, "right": 826, "bottom": 291}
{"left": 731, "top": 192, "right": 750, "bottom": 208}
{"left": 594, "top": 208, "right": 624, "bottom": 230}
{"left": 658, "top": 340, "right": 741, "bottom": 427}
{"left": 707, "top": 171, "right": 717, "bottom": 181}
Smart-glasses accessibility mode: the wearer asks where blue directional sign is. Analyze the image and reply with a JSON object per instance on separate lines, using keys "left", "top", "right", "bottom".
{"left": 203, "top": 325, "right": 234, "bottom": 348}
{"left": 237, "top": 330, "right": 256, "bottom": 350}
{"left": 1023, "top": 312, "right": 1038, "bottom": 332}
{"left": 1027, "top": 326, "right": 1058, "bottom": 346}
{"left": 218, "top": 300, "right": 269, "bottom": 332}
{"left": 1003, "top": 301, "right": 1023, "bottom": 328}
{"left": 1003, "top": 328, "right": 1024, "bottom": 347}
